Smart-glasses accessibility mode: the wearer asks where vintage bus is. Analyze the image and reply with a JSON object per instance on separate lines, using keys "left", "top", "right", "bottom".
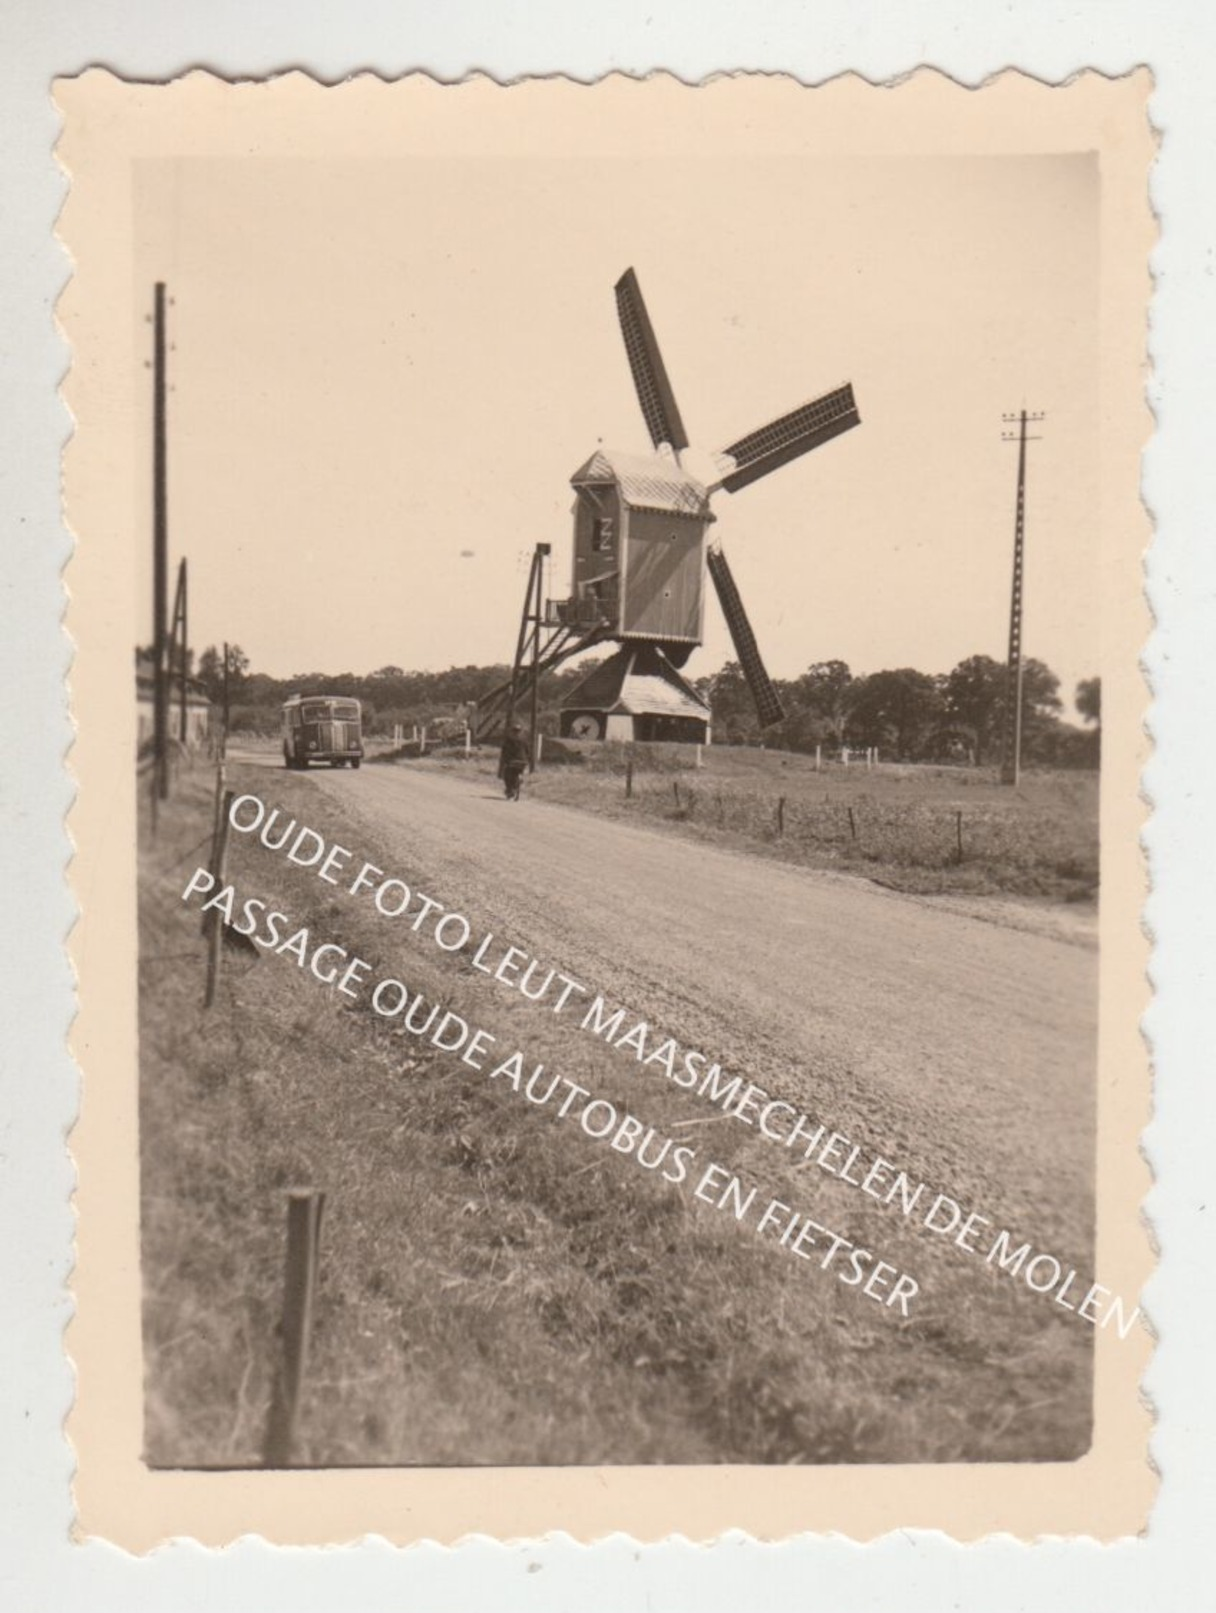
{"left": 281, "top": 694, "right": 364, "bottom": 769}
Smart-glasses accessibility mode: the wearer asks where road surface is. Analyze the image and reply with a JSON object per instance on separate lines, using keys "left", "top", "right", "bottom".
{"left": 249, "top": 755, "right": 1097, "bottom": 1256}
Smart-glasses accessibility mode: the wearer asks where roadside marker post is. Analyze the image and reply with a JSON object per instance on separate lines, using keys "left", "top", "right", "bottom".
{"left": 203, "top": 788, "right": 235, "bottom": 1008}
{"left": 263, "top": 1189, "right": 326, "bottom": 1468}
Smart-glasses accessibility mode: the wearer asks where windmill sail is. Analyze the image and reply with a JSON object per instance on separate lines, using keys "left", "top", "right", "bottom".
{"left": 614, "top": 268, "right": 689, "bottom": 454}
{"left": 714, "top": 383, "right": 859, "bottom": 493}
{"left": 706, "top": 545, "right": 785, "bottom": 728}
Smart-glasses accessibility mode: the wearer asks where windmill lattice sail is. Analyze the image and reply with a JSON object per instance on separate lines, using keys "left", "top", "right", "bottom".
{"left": 716, "top": 383, "right": 860, "bottom": 493}
{"left": 705, "top": 546, "right": 785, "bottom": 729}
{"left": 538, "top": 267, "right": 861, "bottom": 741}
{"left": 614, "top": 268, "right": 690, "bottom": 454}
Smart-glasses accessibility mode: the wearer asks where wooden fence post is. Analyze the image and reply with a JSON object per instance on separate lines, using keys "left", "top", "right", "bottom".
{"left": 625, "top": 759, "right": 633, "bottom": 799}
{"left": 672, "top": 780, "right": 681, "bottom": 810}
{"left": 776, "top": 796, "right": 786, "bottom": 837}
{"left": 847, "top": 805, "right": 858, "bottom": 841}
{"left": 955, "top": 809, "right": 964, "bottom": 863}
{"left": 201, "top": 761, "right": 227, "bottom": 940}
{"left": 263, "top": 1189, "right": 326, "bottom": 1468}
{"left": 815, "top": 744, "right": 822, "bottom": 772}
{"left": 210, "top": 759, "right": 227, "bottom": 854}
{"left": 203, "top": 788, "right": 235, "bottom": 1008}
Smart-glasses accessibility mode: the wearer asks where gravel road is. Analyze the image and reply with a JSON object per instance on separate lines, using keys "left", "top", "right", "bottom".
{"left": 275, "top": 757, "right": 1098, "bottom": 1259}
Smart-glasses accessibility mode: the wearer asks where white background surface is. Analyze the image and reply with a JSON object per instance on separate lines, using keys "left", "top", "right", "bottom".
{"left": 2, "top": 2, "right": 1213, "bottom": 1608}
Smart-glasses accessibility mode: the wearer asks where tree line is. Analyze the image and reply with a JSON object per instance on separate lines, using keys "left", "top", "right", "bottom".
{"left": 190, "top": 645, "right": 1100, "bottom": 768}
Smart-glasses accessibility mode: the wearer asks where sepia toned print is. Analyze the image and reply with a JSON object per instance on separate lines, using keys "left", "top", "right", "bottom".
{"left": 59, "top": 69, "right": 1155, "bottom": 1545}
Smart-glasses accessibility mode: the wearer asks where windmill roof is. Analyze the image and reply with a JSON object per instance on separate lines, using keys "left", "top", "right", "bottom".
{"left": 571, "top": 449, "right": 712, "bottom": 519}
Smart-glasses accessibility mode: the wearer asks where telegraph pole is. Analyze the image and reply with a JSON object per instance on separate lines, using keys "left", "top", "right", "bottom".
{"left": 222, "top": 640, "right": 231, "bottom": 759}
{"left": 528, "top": 545, "right": 546, "bottom": 770}
{"left": 171, "top": 557, "right": 189, "bottom": 748}
{"left": 999, "top": 409, "right": 1044, "bottom": 787}
{"left": 152, "top": 282, "right": 170, "bottom": 799}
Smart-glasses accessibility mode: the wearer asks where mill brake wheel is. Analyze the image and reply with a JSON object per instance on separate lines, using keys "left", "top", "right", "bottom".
{"left": 568, "top": 713, "right": 604, "bottom": 740}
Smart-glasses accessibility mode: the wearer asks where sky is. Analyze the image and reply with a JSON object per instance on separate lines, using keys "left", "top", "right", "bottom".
{"left": 133, "top": 151, "right": 1100, "bottom": 710}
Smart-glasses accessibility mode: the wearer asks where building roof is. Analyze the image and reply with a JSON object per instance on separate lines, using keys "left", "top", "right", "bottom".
{"left": 570, "top": 448, "right": 712, "bottom": 519}
{"left": 566, "top": 644, "right": 710, "bottom": 719}
{"left": 616, "top": 668, "right": 709, "bottom": 720}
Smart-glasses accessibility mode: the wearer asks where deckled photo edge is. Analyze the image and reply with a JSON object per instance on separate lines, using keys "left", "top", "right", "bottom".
{"left": 56, "top": 67, "right": 1157, "bottom": 1549}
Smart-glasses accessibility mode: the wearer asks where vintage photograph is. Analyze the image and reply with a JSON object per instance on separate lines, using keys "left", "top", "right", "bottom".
{"left": 58, "top": 70, "right": 1154, "bottom": 1541}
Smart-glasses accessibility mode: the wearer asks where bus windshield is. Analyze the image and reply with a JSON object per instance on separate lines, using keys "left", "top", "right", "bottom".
{"left": 300, "top": 701, "right": 359, "bottom": 723}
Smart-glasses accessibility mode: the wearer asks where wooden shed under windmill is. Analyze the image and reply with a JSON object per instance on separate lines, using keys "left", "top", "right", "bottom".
{"left": 561, "top": 642, "right": 711, "bottom": 742}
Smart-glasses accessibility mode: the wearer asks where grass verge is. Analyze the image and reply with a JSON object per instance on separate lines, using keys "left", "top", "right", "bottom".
{"left": 408, "top": 745, "right": 1099, "bottom": 906}
{"left": 139, "top": 761, "right": 1093, "bottom": 1467}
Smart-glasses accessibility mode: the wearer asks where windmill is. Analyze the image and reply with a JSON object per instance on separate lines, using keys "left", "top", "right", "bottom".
{"left": 474, "top": 268, "right": 860, "bottom": 747}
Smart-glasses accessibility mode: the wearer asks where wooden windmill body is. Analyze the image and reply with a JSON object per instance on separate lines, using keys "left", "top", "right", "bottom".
{"left": 474, "top": 268, "right": 861, "bottom": 746}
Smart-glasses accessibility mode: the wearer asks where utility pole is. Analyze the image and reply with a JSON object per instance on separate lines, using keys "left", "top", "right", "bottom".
{"left": 999, "top": 409, "right": 1044, "bottom": 787}
{"left": 528, "top": 545, "right": 545, "bottom": 771}
{"left": 222, "top": 640, "right": 231, "bottom": 759}
{"left": 170, "top": 557, "right": 188, "bottom": 749}
{"left": 152, "top": 282, "right": 170, "bottom": 799}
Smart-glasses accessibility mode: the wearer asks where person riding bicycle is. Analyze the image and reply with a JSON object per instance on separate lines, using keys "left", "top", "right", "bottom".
{"left": 499, "top": 722, "right": 530, "bottom": 801}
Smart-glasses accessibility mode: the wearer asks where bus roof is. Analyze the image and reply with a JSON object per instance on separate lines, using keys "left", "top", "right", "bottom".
{"left": 281, "top": 693, "right": 362, "bottom": 708}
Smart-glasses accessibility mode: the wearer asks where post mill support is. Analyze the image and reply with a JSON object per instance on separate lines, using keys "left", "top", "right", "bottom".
{"left": 473, "top": 542, "right": 607, "bottom": 747}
